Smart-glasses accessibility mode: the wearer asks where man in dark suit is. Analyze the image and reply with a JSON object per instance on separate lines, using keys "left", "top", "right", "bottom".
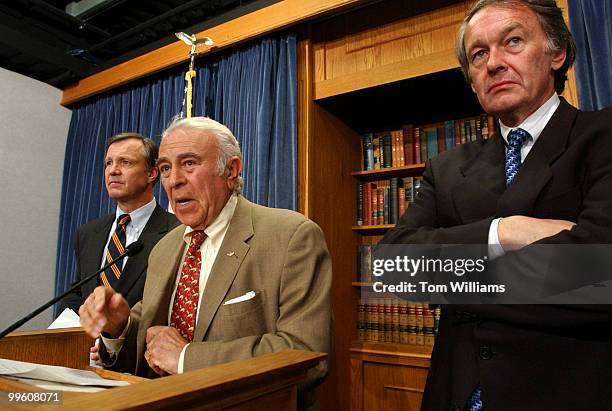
{"left": 381, "top": 1, "right": 612, "bottom": 410}
{"left": 60, "top": 133, "right": 179, "bottom": 312}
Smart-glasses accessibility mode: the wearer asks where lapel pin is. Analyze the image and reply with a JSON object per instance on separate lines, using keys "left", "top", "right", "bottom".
{"left": 226, "top": 251, "right": 236, "bottom": 257}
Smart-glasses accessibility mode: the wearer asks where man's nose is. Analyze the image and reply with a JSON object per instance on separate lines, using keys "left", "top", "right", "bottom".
{"left": 167, "top": 167, "right": 185, "bottom": 187}
{"left": 108, "top": 163, "right": 121, "bottom": 175}
{"left": 487, "top": 46, "right": 507, "bottom": 73}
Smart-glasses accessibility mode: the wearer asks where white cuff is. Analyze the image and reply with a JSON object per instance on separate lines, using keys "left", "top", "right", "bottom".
{"left": 488, "top": 218, "right": 505, "bottom": 259}
{"left": 100, "top": 316, "right": 131, "bottom": 356}
{"left": 177, "top": 343, "right": 189, "bottom": 374}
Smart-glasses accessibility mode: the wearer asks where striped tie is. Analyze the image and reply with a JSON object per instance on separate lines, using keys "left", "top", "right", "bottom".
{"left": 100, "top": 214, "right": 131, "bottom": 289}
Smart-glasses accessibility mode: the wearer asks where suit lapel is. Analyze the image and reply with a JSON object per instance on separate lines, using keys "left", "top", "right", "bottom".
{"left": 192, "top": 197, "right": 254, "bottom": 342}
{"left": 82, "top": 215, "right": 114, "bottom": 296}
{"left": 496, "top": 99, "right": 577, "bottom": 216}
{"left": 452, "top": 135, "right": 506, "bottom": 223}
{"left": 116, "top": 205, "right": 170, "bottom": 297}
{"left": 135, "top": 226, "right": 186, "bottom": 373}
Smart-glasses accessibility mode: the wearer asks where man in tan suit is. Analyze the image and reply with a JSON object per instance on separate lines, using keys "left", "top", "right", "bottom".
{"left": 79, "top": 117, "right": 332, "bottom": 407}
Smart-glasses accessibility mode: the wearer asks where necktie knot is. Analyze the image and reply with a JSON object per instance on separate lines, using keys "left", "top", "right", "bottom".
{"left": 507, "top": 127, "right": 530, "bottom": 148}
{"left": 117, "top": 214, "right": 131, "bottom": 228}
{"left": 190, "top": 231, "right": 206, "bottom": 248}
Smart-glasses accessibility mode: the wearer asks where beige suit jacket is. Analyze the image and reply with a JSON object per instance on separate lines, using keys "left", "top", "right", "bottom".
{"left": 111, "top": 196, "right": 332, "bottom": 388}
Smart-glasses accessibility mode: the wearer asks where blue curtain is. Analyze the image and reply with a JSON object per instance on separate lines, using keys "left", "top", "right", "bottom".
{"left": 54, "top": 34, "right": 297, "bottom": 313}
{"left": 568, "top": 0, "right": 612, "bottom": 110}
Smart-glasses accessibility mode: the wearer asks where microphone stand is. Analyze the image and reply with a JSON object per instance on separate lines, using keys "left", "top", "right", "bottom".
{"left": 0, "top": 241, "right": 144, "bottom": 339}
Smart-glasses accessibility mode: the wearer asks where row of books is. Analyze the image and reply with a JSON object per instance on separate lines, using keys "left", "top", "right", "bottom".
{"left": 357, "top": 298, "right": 441, "bottom": 346}
{"left": 361, "top": 114, "right": 495, "bottom": 170}
{"left": 356, "top": 176, "right": 422, "bottom": 226}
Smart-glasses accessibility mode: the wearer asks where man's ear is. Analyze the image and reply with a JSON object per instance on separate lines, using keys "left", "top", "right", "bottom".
{"left": 226, "top": 156, "right": 242, "bottom": 189}
{"left": 551, "top": 48, "right": 567, "bottom": 71}
{"left": 147, "top": 166, "right": 158, "bottom": 184}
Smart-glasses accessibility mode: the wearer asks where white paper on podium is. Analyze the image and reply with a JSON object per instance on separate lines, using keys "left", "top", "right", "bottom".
{"left": 48, "top": 308, "right": 81, "bottom": 329}
{"left": 0, "top": 359, "right": 129, "bottom": 387}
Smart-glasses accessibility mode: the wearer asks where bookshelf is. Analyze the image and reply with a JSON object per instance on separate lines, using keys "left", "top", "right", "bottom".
{"left": 296, "top": 0, "right": 578, "bottom": 410}
{"left": 351, "top": 164, "right": 425, "bottom": 180}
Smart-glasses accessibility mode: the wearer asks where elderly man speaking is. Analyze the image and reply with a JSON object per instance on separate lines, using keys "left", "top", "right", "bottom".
{"left": 79, "top": 117, "right": 332, "bottom": 408}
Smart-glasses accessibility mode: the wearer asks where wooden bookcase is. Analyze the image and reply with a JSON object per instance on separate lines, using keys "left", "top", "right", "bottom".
{"left": 296, "top": 0, "right": 577, "bottom": 410}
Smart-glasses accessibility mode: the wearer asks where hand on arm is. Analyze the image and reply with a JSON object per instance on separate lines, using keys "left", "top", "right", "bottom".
{"left": 144, "top": 326, "right": 188, "bottom": 375}
{"left": 498, "top": 216, "right": 576, "bottom": 251}
{"left": 79, "top": 286, "right": 130, "bottom": 338}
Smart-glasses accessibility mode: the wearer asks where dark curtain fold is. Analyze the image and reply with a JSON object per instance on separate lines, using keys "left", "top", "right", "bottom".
{"left": 54, "top": 34, "right": 297, "bottom": 313}
{"left": 568, "top": 0, "right": 612, "bottom": 110}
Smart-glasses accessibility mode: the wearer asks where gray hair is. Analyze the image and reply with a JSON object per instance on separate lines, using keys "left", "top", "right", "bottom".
{"left": 162, "top": 116, "right": 244, "bottom": 194}
{"left": 106, "top": 132, "right": 159, "bottom": 183}
{"left": 456, "top": 0, "right": 576, "bottom": 94}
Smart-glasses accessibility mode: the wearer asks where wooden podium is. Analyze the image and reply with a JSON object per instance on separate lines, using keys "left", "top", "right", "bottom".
{"left": 0, "top": 328, "right": 326, "bottom": 410}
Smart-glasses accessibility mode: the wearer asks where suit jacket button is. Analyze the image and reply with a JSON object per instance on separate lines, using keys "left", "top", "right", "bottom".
{"left": 479, "top": 345, "right": 492, "bottom": 360}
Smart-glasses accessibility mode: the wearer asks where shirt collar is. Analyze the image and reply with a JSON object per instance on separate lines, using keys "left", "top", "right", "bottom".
{"left": 499, "top": 93, "right": 560, "bottom": 145}
{"left": 183, "top": 194, "right": 238, "bottom": 247}
{"left": 116, "top": 197, "right": 157, "bottom": 232}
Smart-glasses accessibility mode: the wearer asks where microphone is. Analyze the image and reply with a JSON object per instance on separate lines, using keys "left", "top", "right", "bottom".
{"left": 0, "top": 241, "right": 144, "bottom": 339}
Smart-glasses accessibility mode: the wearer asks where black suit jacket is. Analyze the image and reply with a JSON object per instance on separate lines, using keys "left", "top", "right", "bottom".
{"left": 382, "top": 99, "right": 612, "bottom": 411}
{"left": 59, "top": 204, "right": 179, "bottom": 312}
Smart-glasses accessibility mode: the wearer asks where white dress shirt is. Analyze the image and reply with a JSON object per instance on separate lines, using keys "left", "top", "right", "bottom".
{"left": 488, "top": 93, "right": 561, "bottom": 257}
{"left": 102, "top": 195, "right": 238, "bottom": 373}
{"left": 100, "top": 198, "right": 157, "bottom": 269}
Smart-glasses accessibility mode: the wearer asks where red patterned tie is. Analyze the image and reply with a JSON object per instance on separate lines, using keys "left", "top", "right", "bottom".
{"left": 170, "top": 231, "right": 206, "bottom": 342}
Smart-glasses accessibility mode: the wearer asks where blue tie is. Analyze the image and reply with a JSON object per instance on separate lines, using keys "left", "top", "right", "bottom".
{"left": 467, "top": 387, "right": 483, "bottom": 411}
{"left": 505, "top": 128, "right": 531, "bottom": 186}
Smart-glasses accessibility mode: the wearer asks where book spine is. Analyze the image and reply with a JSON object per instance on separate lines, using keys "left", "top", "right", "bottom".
{"left": 445, "top": 120, "right": 455, "bottom": 150}
{"left": 364, "top": 182, "right": 372, "bottom": 226}
{"left": 454, "top": 120, "right": 461, "bottom": 146}
{"left": 362, "top": 133, "right": 374, "bottom": 170}
{"left": 372, "top": 185, "right": 378, "bottom": 226}
{"left": 408, "top": 303, "right": 417, "bottom": 345}
{"left": 357, "top": 298, "right": 366, "bottom": 342}
{"left": 399, "top": 302, "right": 408, "bottom": 344}
{"left": 405, "top": 177, "right": 414, "bottom": 205}
{"left": 398, "top": 130, "right": 405, "bottom": 166}
{"left": 383, "top": 186, "right": 390, "bottom": 224}
{"left": 414, "top": 127, "right": 421, "bottom": 164}
{"left": 403, "top": 124, "right": 414, "bottom": 165}
{"left": 470, "top": 118, "right": 477, "bottom": 141}
{"left": 398, "top": 187, "right": 405, "bottom": 219}
{"left": 390, "top": 177, "right": 398, "bottom": 224}
{"left": 356, "top": 245, "right": 363, "bottom": 281}
{"left": 377, "top": 187, "right": 384, "bottom": 225}
{"left": 384, "top": 298, "right": 393, "bottom": 343}
{"left": 426, "top": 128, "right": 438, "bottom": 160}
{"left": 373, "top": 136, "right": 380, "bottom": 169}
{"left": 383, "top": 134, "right": 392, "bottom": 168}
{"left": 364, "top": 244, "right": 372, "bottom": 282}
{"left": 356, "top": 182, "right": 363, "bottom": 225}
{"left": 437, "top": 125, "right": 445, "bottom": 154}
{"left": 420, "top": 129, "right": 427, "bottom": 163}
